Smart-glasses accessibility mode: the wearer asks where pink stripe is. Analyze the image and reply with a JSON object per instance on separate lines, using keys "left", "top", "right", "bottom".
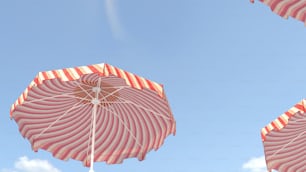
{"left": 252, "top": 0, "right": 306, "bottom": 24}
{"left": 291, "top": 3, "right": 306, "bottom": 18}
{"left": 278, "top": 0, "right": 300, "bottom": 17}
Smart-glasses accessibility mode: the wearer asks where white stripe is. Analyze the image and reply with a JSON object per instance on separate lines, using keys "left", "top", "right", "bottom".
{"left": 295, "top": 5, "right": 306, "bottom": 20}
{"left": 273, "top": 0, "right": 291, "bottom": 13}
{"left": 109, "top": 65, "right": 118, "bottom": 76}
{"left": 281, "top": 0, "right": 302, "bottom": 18}
{"left": 128, "top": 74, "right": 141, "bottom": 89}
{"left": 280, "top": 114, "right": 289, "bottom": 123}
{"left": 139, "top": 77, "right": 149, "bottom": 89}
{"left": 274, "top": 119, "right": 283, "bottom": 129}
{"left": 119, "top": 69, "right": 131, "bottom": 86}
{"left": 79, "top": 66, "right": 94, "bottom": 74}
{"left": 67, "top": 68, "right": 80, "bottom": 80}
{"left": 92, "top": 63, "right": 105, "bottom": 73}
{"left": 37, "top": 72, "right": 44, "bottom": 84}
{"left": 57, "top": 70, "right": 69, "bottom": 81}
{"left": 153, "top": 83, "right": 163, "bottom": 96}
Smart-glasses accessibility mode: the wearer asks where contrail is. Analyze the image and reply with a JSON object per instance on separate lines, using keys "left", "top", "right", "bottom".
{"left": 105, "top": 0, "right": 124, "bottom": 40}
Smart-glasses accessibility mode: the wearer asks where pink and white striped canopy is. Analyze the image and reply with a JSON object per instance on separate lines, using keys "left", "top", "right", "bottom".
{"left": 10, "top": 63, "right": 176, "bottom": 169}
{"left": 251, "top": 0, "right": 306, "bottom": 25}
{"left": 261, "top": 99, "right": 306, "bottom": 172}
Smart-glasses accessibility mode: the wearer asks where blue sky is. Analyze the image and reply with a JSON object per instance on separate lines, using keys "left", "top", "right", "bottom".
{"left": 0, "top": 1, "right": 305, "bottom": 172}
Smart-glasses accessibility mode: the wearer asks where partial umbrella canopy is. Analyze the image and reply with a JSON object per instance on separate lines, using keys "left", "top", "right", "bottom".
{"left": 10, "top": 63, "right": 176, "bottom": 172}
{"left": 261, "top": 99, "right": 306, "bottom": 172}
{"left": 251, "top": 0, "right": 306, "bottom": 25}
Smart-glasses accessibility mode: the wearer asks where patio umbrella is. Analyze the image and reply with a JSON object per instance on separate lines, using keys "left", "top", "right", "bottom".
{"left": 250, "top": 0, "right": 306, "bottom": 25}
{"left": 261, "top": 99, "right": 306, "bottom": 172}
{"left": 10, "top": 63, "right": 176, "bottom": 172}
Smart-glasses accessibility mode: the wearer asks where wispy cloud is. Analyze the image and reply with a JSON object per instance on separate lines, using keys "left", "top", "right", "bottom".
{"left": 105, "top": 0, "right": 124, "bottom": 40}
{"left": 1, "top": 156, "right": 60, "bottom": 172}
{"left": 242, "top": 156, "right": 267, "bottom": 172}
{"left": 0, "top": 169, "right": 17, "bottom": 172}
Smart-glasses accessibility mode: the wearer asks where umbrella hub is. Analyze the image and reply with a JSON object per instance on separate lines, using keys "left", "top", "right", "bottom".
{"left": 74, "top": 77, "right": 120, "bottom": 107}
{"left": 92, "top": 86, "right": 101, "bottom": 93}
{"left": 91, "top": 86, "right": 101, "bottom": 105}
{"left": 91, "top": 98, "right": 100, "bottom": 105}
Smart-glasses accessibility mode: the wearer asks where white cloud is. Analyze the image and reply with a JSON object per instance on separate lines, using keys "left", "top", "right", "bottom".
{"left": 1, "top": 156, "right": 60, "bottom": 172}
{"left": 242, "top": 156, "right": 267, "bottom": 172}
{"left": 0, "top": 169, "right": 17, "bottom": 172}
{"left": 105, "top": 0, "right": 124, "bottom": 40}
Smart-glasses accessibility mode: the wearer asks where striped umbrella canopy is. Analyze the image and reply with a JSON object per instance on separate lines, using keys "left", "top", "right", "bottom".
{"left": 10, "top": 63, "right": 176, "bottom": 172}
{"left": 261, "top": 99, "right": 306, "bottom": 172}
{"left": 250, "top": 0, "right": 306, "bottom": 25}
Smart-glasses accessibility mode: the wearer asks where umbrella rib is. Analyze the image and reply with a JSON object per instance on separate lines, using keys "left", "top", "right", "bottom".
{"left": 97, "top": 87, "right": 172, "bottom": 121}
{"left": 268, "top": 129, "right": 306, "bottom": 161}
{"left": 19, "top": 89, "right": 93, "bottom": 106}
{"left": 97, "top": 86, "right": 173, "bottom": 120}
{"left": 33, "top": 99, "right": 91, "bottom": 140}
{"left": 113, "top": 97, "right": 172, "bottom": 121}
{"left": 98, "top": 86, "right": 126, "bottom": 101}
{"left": 98, "top": 102, "right": 145, "bottom": 150}
{"left": 75, "top": 81, "right": 94, "bottom": 100}
{"left": 294, "top": 116, "right": 306, "bottom": 122}
{"left": 75, "top": 79, "right": 129, "bottom": 90}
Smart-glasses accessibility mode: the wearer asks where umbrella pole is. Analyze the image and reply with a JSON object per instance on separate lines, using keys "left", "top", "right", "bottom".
{"left": 89, "top": 78, "right": 102, "bottom": 172}
{"left": 89, "top": 102, "right": 97, "bottom": 172}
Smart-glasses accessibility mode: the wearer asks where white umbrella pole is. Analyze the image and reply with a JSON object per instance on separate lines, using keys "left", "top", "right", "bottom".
{"left": 89, "top": 103, "right": 97, "bottom": 172}
{"left": 89, "top": 78, "right": 102, "bottom": 172}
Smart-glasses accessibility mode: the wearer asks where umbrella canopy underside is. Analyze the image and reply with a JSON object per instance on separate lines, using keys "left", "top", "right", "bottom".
{"left": 11, "top": 63, "right": 176, "bottom": 167}
{"left": 262, "top": 99, "right": 306, "bottom": 172}
{"left": 251, "top": 0, "right": 306, "bottom": 25}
